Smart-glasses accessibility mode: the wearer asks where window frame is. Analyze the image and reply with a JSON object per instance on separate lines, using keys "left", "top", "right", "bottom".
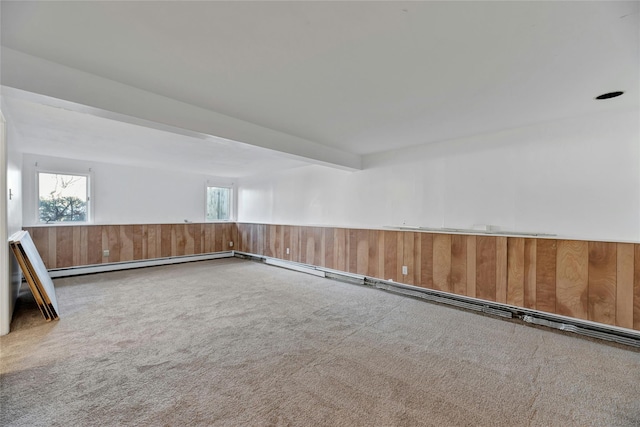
{"left": 204, "top": 184, "right": 234, "bottom": 222}
{"left": 36, "top": 169, "right": 92, "bottom": 225}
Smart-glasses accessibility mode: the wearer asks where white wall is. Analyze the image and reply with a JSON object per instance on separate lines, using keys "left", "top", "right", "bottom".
{"left": 5, "top": 148, "right": 22, "bottom": 333}
{"left": 22, "top": 153, "right": 235, "bottom": 226}
{"left": 0, "top": 112, "right": 9, "bottom": 335}
{"left": 1, "top": 103, "right": 24, "bottom": 335}
{"left": 238, "top": 108, "right": 640, "bottom": 242}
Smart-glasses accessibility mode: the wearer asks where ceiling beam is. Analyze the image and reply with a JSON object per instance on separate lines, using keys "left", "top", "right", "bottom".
{"left": 0, "top": 48, "right": 361, "bottom": 171}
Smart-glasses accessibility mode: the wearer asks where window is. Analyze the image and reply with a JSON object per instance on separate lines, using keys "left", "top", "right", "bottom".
{"left": 206, "top": 186, "right": 231, "bottom": 221}
{"left": 38, "top": 172, "right": 89, "bottom": 223}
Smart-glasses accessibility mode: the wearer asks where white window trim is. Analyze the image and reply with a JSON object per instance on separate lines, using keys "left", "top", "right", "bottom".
{"left": 36, "top": 169, "right": 93, "bottom": 224}
{"left": 204, "top": 183, "right": 234, "bottom": 222}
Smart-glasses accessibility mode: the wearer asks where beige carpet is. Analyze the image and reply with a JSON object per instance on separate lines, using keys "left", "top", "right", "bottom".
{"left": 1, "top": 258, "right": 640, "bottom": 426}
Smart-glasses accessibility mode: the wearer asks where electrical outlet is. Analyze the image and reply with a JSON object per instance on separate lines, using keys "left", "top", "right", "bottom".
{"left": 103, "top": 250, "right": 110, "bottom": 257}
{"left": 286, "top": 248, "right": 290, "bottom": 255}
{"left": 229, "top": 241, "right": 234, "bottom": 247}
{"left": 402, "top": 265, "right": 408, "bottom": 275}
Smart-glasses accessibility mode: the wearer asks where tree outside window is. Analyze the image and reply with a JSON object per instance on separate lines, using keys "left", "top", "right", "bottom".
{"left": 206, "top": 186, "right": 230, "bottom": 221}
{"left": 38, "top": 172, "right": 89, "bottom": 223}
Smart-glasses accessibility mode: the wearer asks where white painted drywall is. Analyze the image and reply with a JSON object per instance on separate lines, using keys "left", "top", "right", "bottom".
{"left": 5, "top": 148, "right": 23, "bottom": 334}
{"left": 238, "top": 108, "right": 640, "bottom": 242}
{"left": 0, "top": 111, "right": 9, "bottom": 335}
{"left": 22, "top": 154, "right": 236, "bottom": 226}
{"left": 2, "top": 47, "right": 361, "bottom": 170}
{"left": 1, "top": 105, "right": 22, "bottom": 335}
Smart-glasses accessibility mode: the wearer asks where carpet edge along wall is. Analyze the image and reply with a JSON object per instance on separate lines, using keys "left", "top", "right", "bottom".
{"left": 24, "top": 223, "right": 640, "bottom": 332}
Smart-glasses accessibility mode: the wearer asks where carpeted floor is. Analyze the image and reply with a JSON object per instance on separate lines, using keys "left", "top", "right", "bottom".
{"left": 1, "top": 258, "right": 640, "bottom": 426}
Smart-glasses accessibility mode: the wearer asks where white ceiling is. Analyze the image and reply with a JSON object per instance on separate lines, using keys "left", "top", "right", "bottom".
{"left": 1, "top": 94, "right": 309, "bottom": 178}
{"left": 1, "top": 1, "right": 638, "bottom": 174}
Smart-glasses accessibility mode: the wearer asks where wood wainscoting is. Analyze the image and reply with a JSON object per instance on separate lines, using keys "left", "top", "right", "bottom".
{"left": 24, "top": 223, "right": 237, "bottom": 270}
{"left": 237, "top": 223, "right": 640, "bottom": 332}
{"left": 22, "top": 222, "right": 640, "bottom": 333}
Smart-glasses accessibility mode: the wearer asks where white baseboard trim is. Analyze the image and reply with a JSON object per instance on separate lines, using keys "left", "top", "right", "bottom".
{"left": 48, "top": 251, "right": 235, "bottom": 278}
{"left": 264, "top": 257, "right": 326, "bottom": 277}
{"left": 236, "top": 251, "right": 640, "bottom": 348}
{"left": 235, "top": 251, "right": 334, "bottom": 278}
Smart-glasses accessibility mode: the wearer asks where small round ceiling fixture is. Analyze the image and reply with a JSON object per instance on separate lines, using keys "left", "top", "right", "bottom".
{"left": 595, "top": 91, "right": 624, "bottom": 100}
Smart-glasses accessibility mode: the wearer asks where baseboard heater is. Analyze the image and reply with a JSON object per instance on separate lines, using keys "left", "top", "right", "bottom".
{"left": 235, "top": 251, "right": 640, "bottom": 348}
{"left": 47, "top": 251, "right": 235, "bottom": 278}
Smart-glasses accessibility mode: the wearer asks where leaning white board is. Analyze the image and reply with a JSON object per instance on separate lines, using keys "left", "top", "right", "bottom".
{"left": 9, "top": 230, "right": 60, "bottom": 320}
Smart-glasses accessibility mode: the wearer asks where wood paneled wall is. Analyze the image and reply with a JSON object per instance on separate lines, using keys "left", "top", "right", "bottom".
{"left": 22, "top": 222, "right": 640, "bottom": 332}
{"left": 24, "top": 223, "right": 237, "bottom": 270}
{"left": 237, "top": 223, "right": 640, "bottom": 331}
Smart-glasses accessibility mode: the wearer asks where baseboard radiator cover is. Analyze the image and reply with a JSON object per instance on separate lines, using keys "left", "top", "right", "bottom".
{"left": 236, "top": 252, "right": 640, "bottom": 348}
{"left": 47, "top": 251, "right": 235, "bottom": 278}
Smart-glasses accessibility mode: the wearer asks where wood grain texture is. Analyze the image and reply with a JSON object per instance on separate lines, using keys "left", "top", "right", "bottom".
{"left": 450, "top": 235, "right": 467, "bottom": 296}
{"left": 147, "top": 225, "right": 159, "bottom": 259}
{"left": 588, "top": 242, "right": 617, "bottom": 325}
{"left": 29, "top": 228, "right": 51, "bottom": 268}
{"left": 55, "top": 226, "right": 74, "bottom": 268}
{"left": 24, "top": 224, "right": 640, "bottom": 333}
{"left": 419, "top": 233, "right": 434, "bottom": 289}
{"left": 523, "top": 239, "right": 537, "bottom": 309}
{"left": 466, "top": 236, "right": 476, "bottom": 298}
{"left": 354, "top": 229, "right": 369, "bottom": 275}
{"left": 334, "top": 228, "right": 347, "bottom": 272}
{"left": 323, "top": 228, "right": 335, "bottom": 270}
{"left": 555, "top": 240, "right": 588, "bottom": 320}
{"left": 282, "top": 226, "right": 291, "bottom": 261}
{"left": 476, "top": 236, "right": 496, "bottom": 301}
{"left": 73, "top": 227, "right": 82, "bottom": 266}
{"left": 403, "top": 232, "right": 422, "bottom": 286}
{"left": 536, "top": 239, "right": 557, "bottom": 313}
{"left": 409, "top": 232, "right": 422, "bottom": 286}
{"left": 634, "top": 245, "right": 640, "bottom": 330}
{"left": 120, "top": 225, "right": 134, "bottom": 261}
{"left": 507, "top": 238, "right": 525, "bottom": 307}
{"left": 160, "top": 224, "right": 172, "bottom": 258}
{"left": 396, "top": 232, "right": 404, "bottom": 283}
{"left": 368, "top": 230, "right": 380, "bottom": 279}
{"left": 314, "top": 227, "right": 325, "bottom": 267}
{"left": 48, "top": 228, "right": 57, "bottom": 269}
{"left": 382, "top": 231, "right": 399, "bottom": 282}
{"left": 133, "top": 225, "right": 144, "bottom": 261}
{"left": 290, "top": 226, "right": 300, "bottom": 263}
{"left": 299, "top": 226, "right": 309, "bottom": 263}
{"left": 265, "top": 225, "right": 277, "bottom": 258}
{"left": 185, "top": 224, "right": 196, "bottom": 255}
{"left": 402, "top": 232, "right": 414, "bottom": 284}
{"left": 433, "top": 234, "right": 452, "bottom": 292}
{"left": 242, "top": 223, "right": 252, "bottom": 253}
{"left": 204, "top": 223, "right": 213, "bottom": 252}
{"left": 105, "top": 225, "right": 122, "bottom": 262}
{"left": 495, "top": 237, "right": 508, "bottom": 304}
{"left": 347, "top": 229, "right": 357, "bottom": 274}
{"left": 194, "top": 224, "right": 203, "bottom": 256}
{"left": 276, "top": 225, "right": 284, "bottom": 259}
{"left": 616, "top": 243, "right": 634, "bottom": 329}
{"left": 26, "top": 223, "right": 234, "bottom": 271}
{"left": 215, "top": 223, "right": 225, "bottom": 252}
{"left": 299, "top": 226, "right": 309, "bottom": 264}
